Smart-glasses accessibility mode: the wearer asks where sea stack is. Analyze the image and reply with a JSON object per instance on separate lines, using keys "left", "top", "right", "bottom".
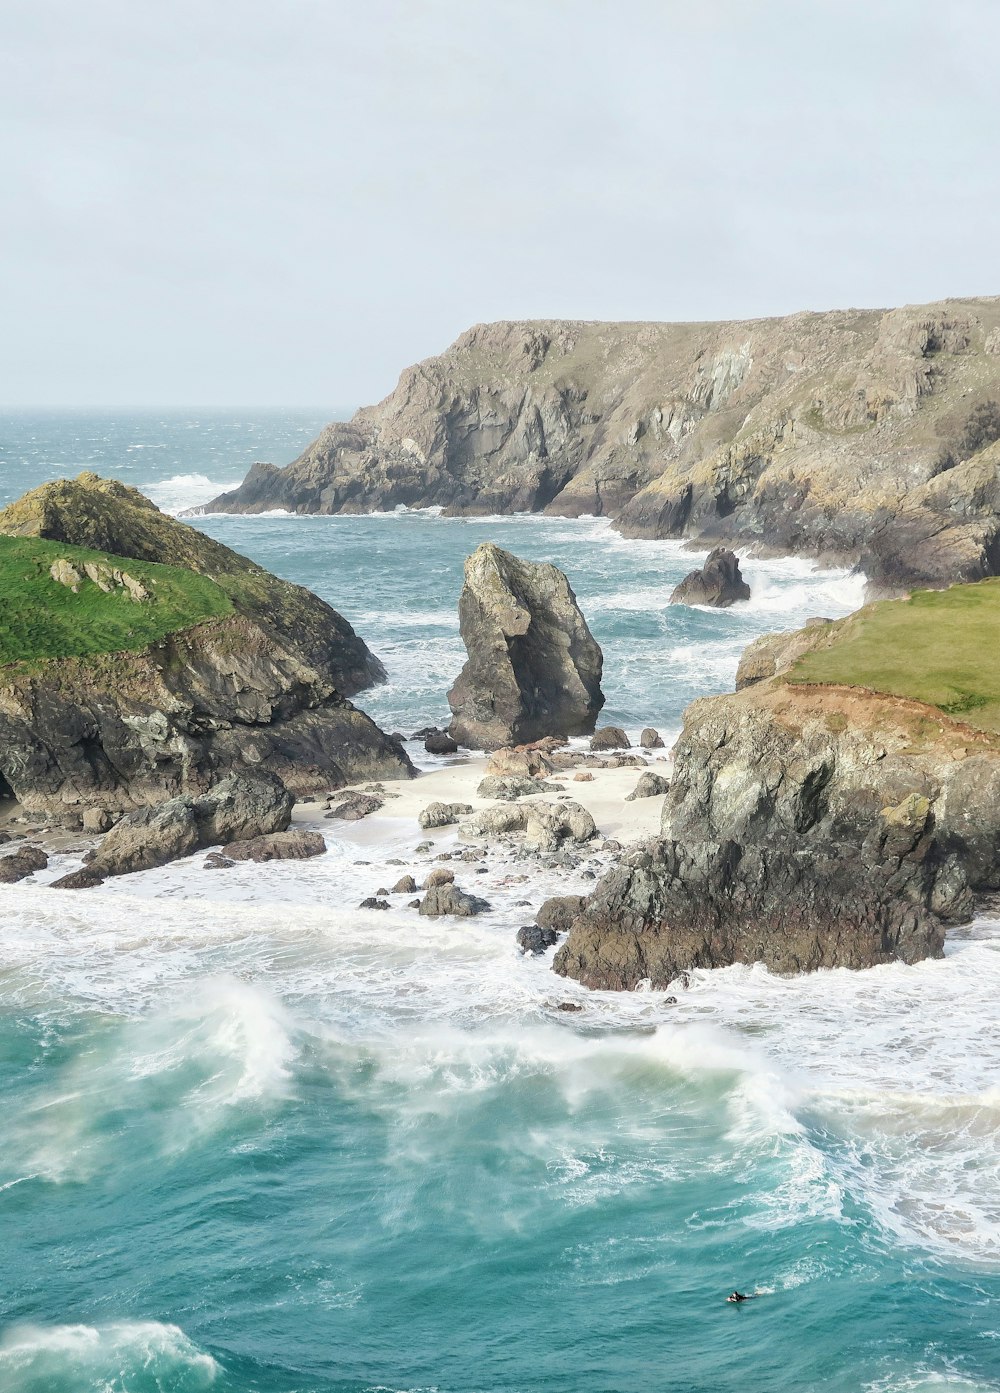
{"left": 669, "top": 548, "right": 751, "bottom": 607}
{"left": 447, "top": 543, "right": 604, "bottom": 749}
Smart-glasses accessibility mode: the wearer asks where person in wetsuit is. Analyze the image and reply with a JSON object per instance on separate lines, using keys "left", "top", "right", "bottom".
{"left": 727, "top": 1291, "right": 753, "bottom": 1303}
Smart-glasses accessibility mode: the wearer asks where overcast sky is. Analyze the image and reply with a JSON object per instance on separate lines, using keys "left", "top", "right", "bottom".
{"left": 4, "top": 0, "right": 999, "bottom": 408}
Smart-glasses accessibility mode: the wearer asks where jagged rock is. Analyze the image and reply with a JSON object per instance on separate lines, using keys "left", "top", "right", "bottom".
{"left": 483, "top": 747, "right": 555, "bottom": 780}
{"left": 419, "top": 883, "right": 492, "bottom": 916}
{"left": 669, "top": 548, "right": 751, "bottom": 607}
{"left": 88, "top": 770, "right": 292, "bottom": 877}
{"left": 0, "top": 474, "right": 413, "bottom": 817}
{"left": 536, "top": 895, "right": 587, "bottom": 932}
{"left": 463, "top": 804, "right": 530, "bottom": 838}
{"left": 222, "top": 830, "right": 327, "bottom": 862}
{"left": 203, "top": 853, "right": 235, "bottom": 870}
{"left": 326, "top": 793, "right": 383, "bottom": 821}
{"left": 425, "top": 732, "right": 459, "bottom": 754}
{"left": 0, "top": 846, "right": 48, "bottom": 883}
{"left": 392, "top": 874, "right": 418, "bottom": 893}
{"left": 423, "top": 868, "right": 456, "bottom": 888}
{"left": 360, "top": 897, "right": 390, "bottom": 910}
{"left": 590, "top": 727, "right": 631, "bottom": 751}
{"left": 476, "top": 775, "right": 559, "bottom": 800}
{"left": 417, "top": 801, "right": 473, "bottom": 829}
{"left": 50, "top": 865, "right": 106, "bottom": 889}
{"left": 640, "top": 728, "right": 665, "bottom": 749}
{"left": 626, "top": 772, "right": 671, "bottom": 801}
{"left": 523, "top": 801, "right": 598, "bottom": 852}
{"left": 516, "top": 925, "right": 559, "bottom": 954}
{"left": 447, "top": 543, "right": 604, "bottom": 749}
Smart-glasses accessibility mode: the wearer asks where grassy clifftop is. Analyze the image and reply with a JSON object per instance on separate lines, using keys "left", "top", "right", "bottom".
{"left": 788, "top": 579, "right": 1000, "bottom": 733}
{"left": 0, "top": 534, "right": 232, "bottom": 667}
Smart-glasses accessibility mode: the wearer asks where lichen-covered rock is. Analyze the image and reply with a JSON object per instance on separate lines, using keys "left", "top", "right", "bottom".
{"left": 447, "top": 544, "right": 604, "bottom": 749}
{"left": 419, "top": 883, "right": 492, "bottom": 917}
{"left": 669, "top": 548, "right": 751, "bottom": 607}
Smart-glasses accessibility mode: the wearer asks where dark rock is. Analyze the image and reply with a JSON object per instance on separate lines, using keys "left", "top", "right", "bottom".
{"left": 590, "top": 727, "right": 631, "bottom": 751}
{"left": 0, "top": 846, "right": 48, "bottom": 883}
{"left": 626, "top": 772, "right": 671, "bottom": 801}
{"left": 411, "top": 726, "right": 443, "bottom": 740}
{"left": 536, "top": 895, "right": 587, "bottom": 933}
{"left": 640, "top": 728, "right": 665, "bottom": 749}
{"left": 417, "top": 801, "right": 472, "bottom": 829}
{"left": 516, "top": 925, "right": 559, "bottom": 954}
{"left": 407, "top": 897, "right": 421, "bottom": 908}
{"left": 419, "top": 883, "right": 492, "bottom": 916}
{"left": 194, "top": 770, "right": 293, "bottom": 847}
{"left": 203, "top": 853, "right": 235, "bottom": 870}
{"left": 222, "top": 830, "right": 327, "bottom": 862}
{"left": 425, "top": 732, "right": 460, "bottom": 754}
{"left": 325, "top": 793, "right": 383, "bottom": 821}
{"left": 447, "top": 543, "right": 604, "bottom": 749}
{"left": 359, "top": 897, "right": 391, "bottom": 910}
{"left": 669, "top": 548, "right": 751, "bottom": 607}
{"left": 50, "top": 865, "right": 106, "bottom": 889}
{"left": 392, "top": 875, "right": 418, "bottom": 894}
{"left": 556, "top": 1001, "right": 582, "bottom": 1012}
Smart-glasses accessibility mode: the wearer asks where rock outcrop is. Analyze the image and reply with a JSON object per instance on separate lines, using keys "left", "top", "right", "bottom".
{"left": 447, "top": 543, "right": 604, "bottom": 749}
{"left": 0, "top": 475, "right": 414, "bottom": 816}
{"left": 203, "top": 301, "right": 1000, "bottom": 592}
{"left": 669, "top": 548, "right": 750, "bottom": 607}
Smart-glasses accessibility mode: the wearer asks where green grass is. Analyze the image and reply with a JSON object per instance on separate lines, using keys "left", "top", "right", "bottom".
{"left": 0, "top": 535, "right": 233, "bottom": 667}
{"left": 788, "top": 578, "right": 1000, "bottom": 733}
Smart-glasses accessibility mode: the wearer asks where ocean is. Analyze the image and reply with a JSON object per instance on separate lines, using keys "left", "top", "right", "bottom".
{"left": 0, "top": 410, "right": 997, "bottom": 1393}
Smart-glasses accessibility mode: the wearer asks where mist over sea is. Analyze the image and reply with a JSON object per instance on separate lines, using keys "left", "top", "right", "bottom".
{"left": 1, "top": 411, "right": 998, "bottom": 1393}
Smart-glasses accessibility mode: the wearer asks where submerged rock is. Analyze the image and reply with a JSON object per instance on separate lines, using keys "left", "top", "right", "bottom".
{"left": 447, "top": 543, "right": 604, "bottom": 749}
{"left": 222, "top": 830, "right": 327, "bottom": 862}
{"left": 516, "top": 925, "right": 559, "bottom": 954}
{"left": 0, "top": 846, "right": 48, "bottom": 883}
{"left": 669, "top": 548, "right": 751, "bottom": 607}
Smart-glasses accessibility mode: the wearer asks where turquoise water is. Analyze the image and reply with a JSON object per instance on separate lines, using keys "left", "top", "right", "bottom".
{"left": 0, "top": 413, "right": 998, "bottom": 1393}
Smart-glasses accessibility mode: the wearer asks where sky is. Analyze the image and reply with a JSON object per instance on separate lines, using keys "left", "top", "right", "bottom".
{"left": 3, "top": 0, "right": 1000, "bottom": 408}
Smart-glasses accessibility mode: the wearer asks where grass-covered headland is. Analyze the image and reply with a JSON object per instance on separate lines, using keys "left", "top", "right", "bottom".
{"left": 789, "top": 578, "right": 1000, "bottom": 733}
{"left": 0, "top": 534, "right": 233, "bottom": 667}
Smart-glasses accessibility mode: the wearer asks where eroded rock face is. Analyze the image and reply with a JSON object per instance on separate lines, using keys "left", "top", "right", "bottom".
{"left": 447, "top": 543, "right": 604, "bottom": 749}
{"left": 669, "top": 549, "right": 750, "bottom": 607}
{"left": 554, "top": 680, "right": 1000, "bottom": 988}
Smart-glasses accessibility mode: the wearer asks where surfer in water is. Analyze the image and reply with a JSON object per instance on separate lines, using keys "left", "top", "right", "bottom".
{"left": 726, "top": 1291, "right": 755, "bottom": 1303}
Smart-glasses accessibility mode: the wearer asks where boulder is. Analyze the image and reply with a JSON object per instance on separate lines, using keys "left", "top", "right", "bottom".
{"left": 516, "top": 925, "right": 559, "bottom": 954}
{"left": 82, "top": 808, "right": 115, "bottom": 834}
{"left": 626, "top": 771, "right": 671, "bottom": 801}
{"left": 476, "top": 775, "right": 559, "bottom": 800}
{"left": 418, "top": 801, "right": 473, "bottom": 829}
{"left": 447, "top": 543, "right": 604, "bottom": 749}
{"left": 463, "top": 804, "right": 531, "bottom": 838}
{"left": 483, "top": 747, "right": 555, "bottom": 780}
{"left": 669, "top": 548, "right": 751, "bottom": 607}
{"left": 419, "top": 883, "right": 492, "bottom": 916}
{"left": 222, "top": 830, "right": 327, "bottom": 862}
{"left": 423, "top": 868, "right": 456, "bottom": 888}
{"left": 326, "top": 793, "right": 383, "bottom": 821}
{"left": 523, "top": 801, "right": 597, "bottom": 852}
{"left": 51, "top": 865, "right": 106, "bottom": 889}
{"left": 392, "top": 874, "right": 418, "bottom": 894}
{"left": 424, "top": 732, "right": 459, "bottom": 755}
{"left": 590, "top": 727, "right": 631, "bottom": 752}
{"left": 359, "top": 896, "right": 390, "bottom": 910}
{"left": 640, "top": 728, "right": 665, "bottom": 749}
{"left": 0, "top": 846, "right": 48, "bottom": 883}
{"left": 89, "top": 771, "right": 292, "bottom": 877}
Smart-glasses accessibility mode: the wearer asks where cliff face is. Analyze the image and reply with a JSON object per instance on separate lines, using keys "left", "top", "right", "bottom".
{"left": 205, "top": 300, "right": 1000, "bottom": 591}
{"left": 0, "top": 477, "right": 413, "bottom": 817}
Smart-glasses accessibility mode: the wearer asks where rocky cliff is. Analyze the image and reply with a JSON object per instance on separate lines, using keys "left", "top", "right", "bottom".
{"left": 0, "top": 476, "right": 413, "bottom": 818}
{"left": 204, "top": 300, "right": 1000, "bottom": 592}
{"left": 553, "top": 579, "right": 1000, "bottom": 987}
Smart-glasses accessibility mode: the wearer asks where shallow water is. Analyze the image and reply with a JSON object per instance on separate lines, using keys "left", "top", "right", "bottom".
{"left": 0, "top": 412, "right": 998, "bottom": 1393}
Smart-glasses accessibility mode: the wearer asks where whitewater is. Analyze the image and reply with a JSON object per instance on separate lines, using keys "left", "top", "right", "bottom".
{"left": 0, "top": 411, "right": 998, "bottom": 1393}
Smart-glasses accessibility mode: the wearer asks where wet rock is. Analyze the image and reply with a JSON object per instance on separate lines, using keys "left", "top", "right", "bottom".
{"left": 590, "top": 727, "right": 631, "bottom": 751}
{"left": 222, "top": 830, "right": 327, "bottom": 862}
{"left": 556, "top": 1001, "right": 582, "bottom": 1012}
{"left": 203, "top": 853, "right": 235, "bottom": 870}
{"left": 392, "top": 874, "right": 418, "bottom": 894}
{"left": 626, "top": 772, "right": 671, "bottom": 801}
{"left": 407, "top": 897, "right": 421, "bottom": 908}
{"left": 50, "top": 865, "right": 106, "bottom": 889}
{"left": 359, "top": 896, "right": 391, "bottom": 910}
{"left": 419, "top": 883, "right": 492, "bottom": 916}
{"left": 326, "top": 793, "right": 383, "bottom": 821}
{"left": 669, "top": 548, "right": 751, "bottom": 607}
{"left": 536, "top": 895, "right": 587, "bottom": 932}
{"left": 418, "top": 801, "right": 473, "bottom": 829}
{"left": 447, "top": 542, "right": 604, "bottom": 749}
{"left": 423, "top": 868, "right": 456, "bottom": 888}
{"left": 516, "top": 925, "right": 559, "bottom": 954}
{"left": 0, "top": 845, "right": 48, "bottom": 884}
{"left": 640, "top": 728, "right": 665, "bottom": 749}
{"left": 425, "top": 732, "right": 460, "bottom": 754}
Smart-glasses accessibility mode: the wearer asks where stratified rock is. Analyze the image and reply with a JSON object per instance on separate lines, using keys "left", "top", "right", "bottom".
{"left": 424, "top": 732, "right": 459, "bottom": 755}
{"left": 447, "top": 543, "right": 604, "bottom": 749}
{"left": 89, "top": 770, "right": 292, "bottom": 877}
{"left": 669, "top": 548, "right": 751, "bottom": 607}
{"left": 517, "top": 925, "right": 559, "bottom": 954}
{"left": 626, "top": 772, "right": 671, "bottom": 800}
{"left": 222, "top": 830, "right": 327, "bottom": 862}
{"left": 419, "top": 883, "right": 492, "bottom": 917}
{"left": 640, "top": 728, "right": 665, "bottom": 749}
{"left": 326, "top": 793, "right": 383, "bottom": 821}
{"left": 0, "top": 846, "right": 48, "bottom": 883}
{"left": 417, "top": 801, "right": 473, "bottom": 829}
{"left": 590, "top": 727, "right": 631, "bottom": 751}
